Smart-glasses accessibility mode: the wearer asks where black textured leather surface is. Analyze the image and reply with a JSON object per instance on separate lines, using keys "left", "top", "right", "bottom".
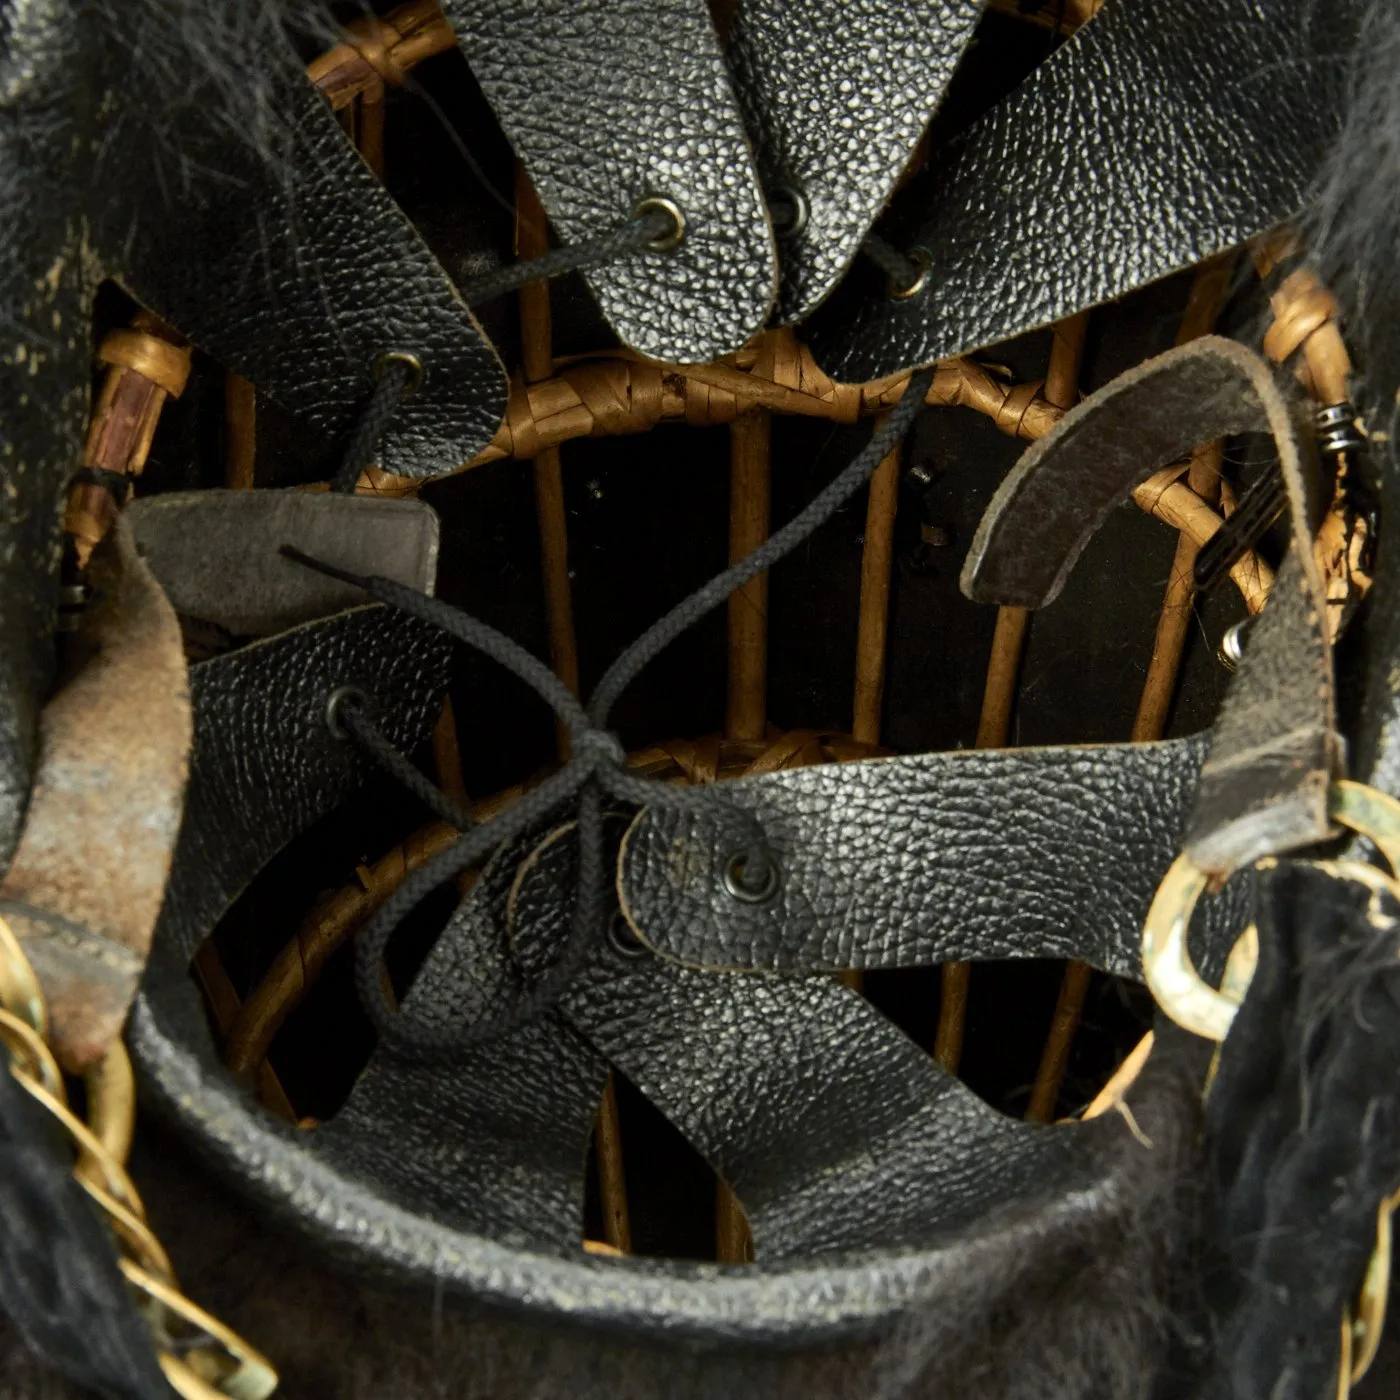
{"left": 617, "top": 734, "right": 1248, "bottom": 982}
{"left": 727, "top": 0, "right": 982, "bottom": 323}
{"left": 317, "top": 831, "right": 607, "bottom": 1253}
{"left": 132, "top": 921, "right": 1199, "bottom": 1342}
{"left": 805, "top": 0, "right": 1361, "bottom": 381}
{"left": 443, "top": 0, "right": 777, "bottom": 363}
{"left": 157, "top": 605, "right": 452, "bottom": 963}
{"left": 963, "top": 338, "right": 1338, "bottom": 878}
{"left": 129, "top": 491, "right": 440, "bottom": 639}
{"left": 0, "top": 0, "right": 502, "bottom": 868}
{"left": 506, "top": 823, "right": 1092, "bottom": 1263}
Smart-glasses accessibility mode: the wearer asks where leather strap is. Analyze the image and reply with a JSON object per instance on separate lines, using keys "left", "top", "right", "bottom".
{"left": 804, "top": 0, "right": 1361, "bottom": 381}
{"left": 128, "top": 492, "right": 440, "bottom": 640}
{"left": 962, "top": 337, "right": 1338, "bottom": 877}
{"left": 443, "top": 0, "right": 777, "bottom": 363}
{"left": 726, "top": 0, "right": 983, "bottom": 323}
{"left": 317, "top": 830, "right": 607, "bottom": 1252}
{"left": 616, "top": 733, "right": 1247, "bottom": 980}
{"left": 157, "top": 605, "right": 452, "bottom": 964}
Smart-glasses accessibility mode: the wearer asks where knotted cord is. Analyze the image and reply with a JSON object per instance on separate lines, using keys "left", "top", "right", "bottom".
{"left": 285, "top": 367, "right": 934, "bottom": 1057}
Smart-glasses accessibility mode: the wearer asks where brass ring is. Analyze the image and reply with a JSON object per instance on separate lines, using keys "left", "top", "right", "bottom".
{"left": 372, "top": 350, "right": 424, "bottom": 395}
{"left": 888, "top": 246, "right": 931, "bottom": 301}
{"left": 633, "top": 196, "right": 686, "bottom": 253}
{"left": 1142, "top": 780, "right": 1400, "bottom": 1040}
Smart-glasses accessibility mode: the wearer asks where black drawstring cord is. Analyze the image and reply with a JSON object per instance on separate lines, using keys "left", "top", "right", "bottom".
{"left": 331, "top": 204, "right": 680, "bottom": 492}
{"left": 331, "top": 355, "right": 417, "bottom": 494}
{"left": 459, "top": 205, "right": 679, "bottom": 308}
{"left": 284, "top": 367, "right": 933, "bottom": 1059}
{"left": 328, "top": 688, "right": 476, "bottom": 833}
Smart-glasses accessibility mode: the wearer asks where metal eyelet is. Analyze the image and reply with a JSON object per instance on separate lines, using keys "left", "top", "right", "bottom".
{"left": 768, "top": 184, "right": 810, "bottom": 241}
{"left": 325, "top": 685, "right": 370, "bottom": 741}
{"left": 605, "top": 909, "right": 649, "bottom": 961}
{"left": 633, "top": 196, "right": 686, "bottom": 253}
{"left": 723, "top": 848, "right": 780, "bottom": 904}
{"left": 887, "top": 246, "right": 931, "bottom": 301}
{"left": 372, "top": 350, "right": 425, "bottom": 395}
{"left": 1217, "top": 618, "right": 1252, "bottom": 672}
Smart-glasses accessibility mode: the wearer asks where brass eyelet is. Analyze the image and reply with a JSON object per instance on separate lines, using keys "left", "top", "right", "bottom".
{"left": 633, "top": 196, "right": 686, "bottom": 253}
{"left": 325, "top": 685, "right": 370, "bottom": 741}
{"left": 723, "top": 849, "right": 780, "bottom": 904}
{"left": 769, "top": 184, "right": 810, "bottom": 241}
{"left": 372, "top": 350, "right": 424, "bottom": 395}
{"left": 888, "top": 246, "right": 931, "bottom": 301}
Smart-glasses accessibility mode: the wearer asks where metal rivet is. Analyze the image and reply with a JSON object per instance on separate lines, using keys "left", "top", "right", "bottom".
{"left": 769, "top": 184, "right": 810, "bottom": 241}
{"left": 325, "top": 685, "right": 370, "bottom": 740}
{"left": 605, "top": 909, "right": 649, "bottom": 961}
{"left": 373, "top": 350, "right": 425, "bottom": 395}
{"left": 634, "top": 196, "right": 686, "bottom": 253}
{"left": 723, "top": 849, "right": 780, "bottom": 904}
{"left": 1217, "top": 619, "right": 1252, "bottom": 672}
{"left": 888, "top": 246, "right": 931, "bottom": 301}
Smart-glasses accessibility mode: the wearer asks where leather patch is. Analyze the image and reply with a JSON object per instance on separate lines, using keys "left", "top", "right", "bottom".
{"left": 616, "top": 733, "right": 1247, "bottom": 981}
{"left": 443, "top": 0, "right": 777, "bottom": 363}
{"left": 0, "top": 518, "right": 188, "bottom": 1072}
{"left": 805, "top": 0, "right": 1361, "bottom": 380}
{"left": 727, "top": 0, "right": 982, "bottom": 323}
{"left": 129, "top": 491, "right": 440, "bottom": 640}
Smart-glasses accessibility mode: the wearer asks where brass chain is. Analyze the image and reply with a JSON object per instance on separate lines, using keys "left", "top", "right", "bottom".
{"left": 0, "top": 915, "right": 277, "bottom": 1400}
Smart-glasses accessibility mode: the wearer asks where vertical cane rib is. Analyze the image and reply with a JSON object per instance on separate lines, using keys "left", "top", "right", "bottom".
{"left": 224, "top": 372, "right": 257, "bottom": 490}
{"left": 851, "top": 421, "right": 901, "bottom": 745}
{"left": 726, "top": 413, "right": 773, "bottom": 745}
{"left": 716, "top": 404, "right": 772, "bottom": 1263}
{"left": 515, "top": 164, "right": 630, "bottom": 1254}
{"left": 941, "top": 312, "right": 1090, "bottom": 1085}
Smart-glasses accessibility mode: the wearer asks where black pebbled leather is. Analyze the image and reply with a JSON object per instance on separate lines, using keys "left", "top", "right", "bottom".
{"left": 727, "top": 0, "right": 982, "bottom": 324}
{"left": 317, "top": 831, "right": 606, "bottom": 1254}
{"left": 617, "top": 734, "right": 1248, "bottom": 982}
{"left": 505, "top": 823, "right": 1090, "bottom": 1262}
{"left": 443, "top": 0, "right": 777, "bottom": 363}
{"left": 157, "top": 606, "right": 452, "bottom": 964}
{"left": 0, "top": 0, "right": 502, "bottom": 867}
{"left": 805, "top": 0, "right": 1362, "bottom": 381}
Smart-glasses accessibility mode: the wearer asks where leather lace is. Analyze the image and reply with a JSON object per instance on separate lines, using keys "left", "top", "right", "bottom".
{"left": 287, "top": 366, "right": 933, "bottom": 1059}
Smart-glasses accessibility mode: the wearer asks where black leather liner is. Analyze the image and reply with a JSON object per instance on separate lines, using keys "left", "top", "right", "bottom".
{"left": 0, "top": 0, "right": 502, "bottom": 866}
{"left": 157, "top": 605, "right": 452, "bottom": 964}
{"left": 617, "top": 734, "right": 1248, "bottom": 980}
{"left": 443, "top": 0, "right": 777, "bottom": 363}
{"left": 727, "top": 0, "right": 983, "bottom": 323}
{"left": 804, "top": 0, "right": 1361, "bottom": 381}
{"left": 962, "top": 337, "right": 1338, "bottom": 878}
